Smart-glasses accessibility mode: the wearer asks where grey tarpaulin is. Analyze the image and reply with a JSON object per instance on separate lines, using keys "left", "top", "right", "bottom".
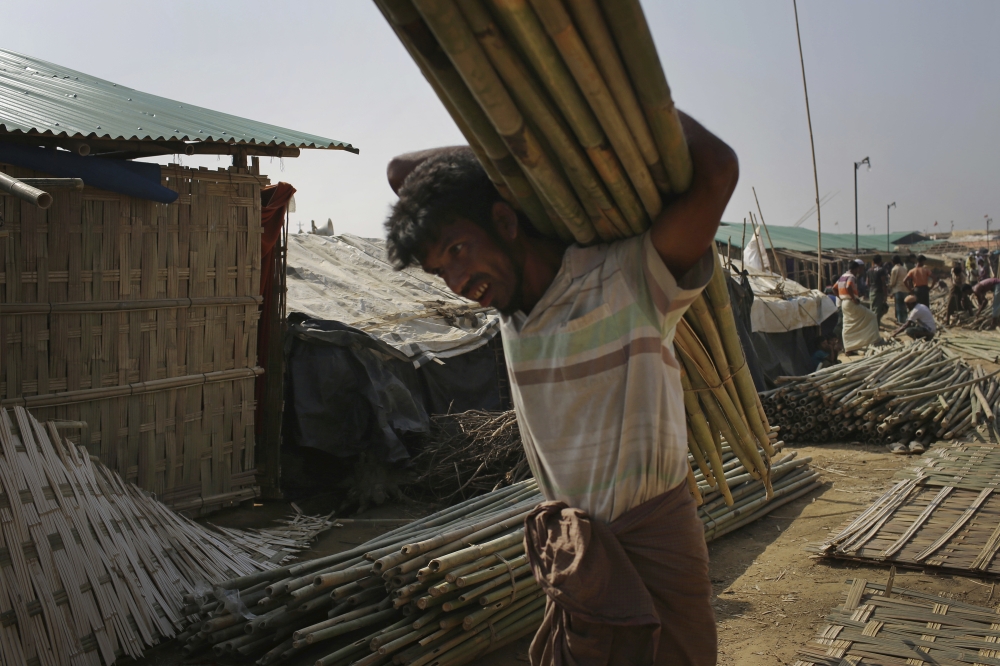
{"left": 284, "top": 315, "right": 506, "bottom": 462}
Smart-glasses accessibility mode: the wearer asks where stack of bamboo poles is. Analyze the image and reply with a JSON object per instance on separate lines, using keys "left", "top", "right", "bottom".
{"left": 762, "top": 340, "right": 1000, "bottom": 446}
{"left": 181, "top": 451, "right": 819, "bottom": 666}
{"left": 0, "top": 407, "right": 332, "bottom": 666}
{"left": 793, "top": 577, "right": 1000, "bottom": 666}
{"left": 375, "top": 0, "right": 691, "bottom": 245}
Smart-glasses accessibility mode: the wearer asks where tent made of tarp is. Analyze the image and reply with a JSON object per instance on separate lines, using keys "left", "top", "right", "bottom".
{"left": 715, "top": 223, "right": 930, "bottom": 254}
{"left": 282, "top": 234, "right": 508, "bottom": 464}
{"left": 286, "top": 233, "right": 500, "bottom": 366}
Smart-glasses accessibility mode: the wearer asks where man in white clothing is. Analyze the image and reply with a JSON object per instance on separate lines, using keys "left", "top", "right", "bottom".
{"left": 892, "top": 294, "right": 936, "bottom": 340}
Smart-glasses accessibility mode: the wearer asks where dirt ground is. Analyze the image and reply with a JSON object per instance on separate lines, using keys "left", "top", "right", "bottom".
{"left": 135, "top": 437, "right": 1000, "bottom": 666}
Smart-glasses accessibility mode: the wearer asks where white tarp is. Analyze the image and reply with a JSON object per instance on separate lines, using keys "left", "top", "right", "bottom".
{"left": 742, "top": 228, "right": 771, "bottom": 272}
{"left": 285, "top": 233, "right": 499, "bottom": 365}
{"left": 727, "top": 257, "right": 838, "bottom": 333}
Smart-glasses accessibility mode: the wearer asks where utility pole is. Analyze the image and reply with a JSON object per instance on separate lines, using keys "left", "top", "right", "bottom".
{"left": 886, "top": 202, "right": 896, "bottom": 252}
{"left": 854, "top": 157, "right": 870, "bottom": 255}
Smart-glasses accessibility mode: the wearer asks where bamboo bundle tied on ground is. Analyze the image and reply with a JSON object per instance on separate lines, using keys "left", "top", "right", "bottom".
{"left": 183, "top": 436, "right": 814, "bottom": 666}
{"left": 762, "top": 339, "right": 1000, "bottom": 447}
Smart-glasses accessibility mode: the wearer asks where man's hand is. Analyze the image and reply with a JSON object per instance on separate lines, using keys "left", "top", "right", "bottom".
{"left": 649, "top": 112, "right": 738, "bottom": 277}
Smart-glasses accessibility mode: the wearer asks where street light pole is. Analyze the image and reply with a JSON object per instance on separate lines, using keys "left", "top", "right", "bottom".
{"left": 886, "top": 202, "right": 896, "bottom": 252}
{"left": 854, "top": 157, "right": 870, "bottom": 255}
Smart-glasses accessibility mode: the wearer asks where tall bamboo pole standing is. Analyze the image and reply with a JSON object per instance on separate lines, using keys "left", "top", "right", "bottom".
{"left": 753, "top": 187, "right": 786, "bottom": 279}
{"left": 793, "top": 0, "right": 824, "bottom": 289}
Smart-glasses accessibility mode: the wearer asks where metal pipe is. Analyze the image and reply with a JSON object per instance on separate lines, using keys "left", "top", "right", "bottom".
{"left": 0, "top": 172, "right": 52, "bottom": 208}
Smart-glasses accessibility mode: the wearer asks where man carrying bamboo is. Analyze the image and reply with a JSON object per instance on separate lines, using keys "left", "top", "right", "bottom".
{"left": 383, "top": 111, "right": 736, "bottom": 666}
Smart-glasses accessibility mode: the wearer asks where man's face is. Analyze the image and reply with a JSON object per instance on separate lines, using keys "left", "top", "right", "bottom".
{"left": 419, "top": 217, "right": 523, "bottom": 315}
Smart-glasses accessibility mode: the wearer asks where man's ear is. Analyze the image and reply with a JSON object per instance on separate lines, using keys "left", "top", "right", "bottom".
{"left": 491, "top": 201, "right": 519, "bottom": 241}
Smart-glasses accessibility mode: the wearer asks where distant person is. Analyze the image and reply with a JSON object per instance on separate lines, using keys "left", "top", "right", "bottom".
{"left": 838, "top": 260, "right": 881, "bottom": 352}
{"left": 888, "top": 255, "right": 908, "bottom": 324}
{"left": 967, "top": 253, "right": 980, "bottom": 284}
{"left": 867, "top": 254, "right": 890, "bottom": 325}
{"left": 904, "top": 255, "right": 933, "bottom": 307}
{"left": 812, "top": 335, "right": 842, "bottom": 371}
{"left": 972, "top": 276, "right": 1000, "bottom": 327}
{"left": 946, "top": 262, "right": 973, "bottom": 323}
{"left": 892, "top": 295, "right": 936, "bottom": 340}
{"left": 905, "top": 253, "right": 917, "bottom": 273}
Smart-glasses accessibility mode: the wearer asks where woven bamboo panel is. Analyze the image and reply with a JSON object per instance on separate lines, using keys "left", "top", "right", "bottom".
{"left": 0, "top": 163, "right": 265, "bottom": 513}
{"left": 814, "top": 441, "right": 1000, "bottom": 577}
{"left": 794, "top": 578, "right": 1000, "bottom": 666}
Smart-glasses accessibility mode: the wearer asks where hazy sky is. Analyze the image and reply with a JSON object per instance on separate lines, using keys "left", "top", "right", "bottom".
{"left": 6, "top": 1, "right": 998, "bottom": 238}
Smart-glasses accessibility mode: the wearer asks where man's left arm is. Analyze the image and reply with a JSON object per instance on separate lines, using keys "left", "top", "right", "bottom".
{"left": 649, "top": 112, "right": 739, "bottom": 277}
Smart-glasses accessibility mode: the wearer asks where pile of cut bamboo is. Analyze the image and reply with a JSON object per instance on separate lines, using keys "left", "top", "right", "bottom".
{"left": 793, "top": 577, "right": 1000, "bottom": 666}
{"left": 376, "top": 0, "right": 690, "bottom": 244}
{"left": 762, "top": 340, "right": 999, "bottom": 446}
{"left": 182, "top": 447, "right": 819, "bottom": 666}
{"left": 0, "top": 407, "right": 332, "bottom": 666}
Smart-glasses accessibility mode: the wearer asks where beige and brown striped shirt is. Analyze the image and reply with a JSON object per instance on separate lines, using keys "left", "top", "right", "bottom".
{"left": 500, "top": 232, "right": 714, "bottom": 523}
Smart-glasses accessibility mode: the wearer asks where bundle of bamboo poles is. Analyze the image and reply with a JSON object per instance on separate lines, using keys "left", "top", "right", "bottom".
{"left": 762, "top": 340, "right": 1000, "bottom": 446}
{"left": 375, "top": 0, "right": 691, "bottom": 245}
{"left": 0, "top": 407, "right": 333, "bottom": 666}
{"left": 181, "top": 451, "right": 817, "bottom": 666}
{"left": 679, "top": 256, "right": 776, "bottom": 503}
{"left": 375, "top": 0, "right": 772, "bottom": 502}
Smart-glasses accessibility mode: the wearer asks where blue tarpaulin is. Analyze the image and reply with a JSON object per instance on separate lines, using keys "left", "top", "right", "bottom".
{"left": 0, "top": 142, "right": 178, "bottom": 203}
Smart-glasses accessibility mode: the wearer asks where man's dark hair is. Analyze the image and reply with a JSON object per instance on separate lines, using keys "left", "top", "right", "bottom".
{"left": 908, "top": 253, "right": 917, "bottom": 261}
{"left": 918, "top": 254, "right": 927, "bottom": 263}
{"left": 384, "top": 148, "right": 503, "bottom": 270}
{"left": 892, "top": 255, "right": 902, "bottom": 264}
{"left": 873, "top": 254, "right": 882, "bottom": 264}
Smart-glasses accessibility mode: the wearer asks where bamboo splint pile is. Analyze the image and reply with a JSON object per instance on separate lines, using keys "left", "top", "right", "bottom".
{"left": 0, "top": 407, "right": 332, "bottom": 666}
{"left": 182, "top": 453, "right": 818, "bottom": 666}
{"left": 793, "top": 577, "right": 1000, "bottom": 666}
{"left": 376, "top": 0, "right": 691, "bottom": 245}
{"left": 812, "top": 439, "right": 1000, "bottom": 576}
{"left": 762, "top": 340, "right": 1000, "bottom": 446}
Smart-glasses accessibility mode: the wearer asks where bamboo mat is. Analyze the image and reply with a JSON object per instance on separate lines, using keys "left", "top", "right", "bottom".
{"left": 814, "top": 438, "right": 1000, "bottom": 578}
{"left": 793, "top": 577, "right": 1000, "bottom": 666}
{"left": 0, "top": 406, "right": 331, "bottom": 665}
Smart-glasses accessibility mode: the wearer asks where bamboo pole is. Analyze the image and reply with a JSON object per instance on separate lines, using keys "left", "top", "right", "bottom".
{"left": 412, "top": 0, "right": 597, "bottom": 244}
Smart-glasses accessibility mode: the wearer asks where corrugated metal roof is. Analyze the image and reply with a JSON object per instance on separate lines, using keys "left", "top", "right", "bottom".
{"left": 0, "top": 49, "right": 357, "bottom": 153}
{"left": 716, "top": 223, "right": 929, "bottom": 253}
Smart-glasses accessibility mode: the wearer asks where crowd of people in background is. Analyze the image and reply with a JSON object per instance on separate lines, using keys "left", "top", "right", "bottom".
{"left": 821, "top": 248, "right": 1000, "bottom": 369}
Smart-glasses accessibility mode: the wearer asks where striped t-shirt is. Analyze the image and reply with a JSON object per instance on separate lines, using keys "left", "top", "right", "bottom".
{"left": 500, "top": 232, "right": 714, "bottom": 523}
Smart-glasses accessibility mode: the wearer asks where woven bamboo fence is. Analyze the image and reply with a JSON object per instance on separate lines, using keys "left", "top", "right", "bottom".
{"left": 0, "top": 406, "right": 332, "bottom": 666}
{"left": 0, "top": 162, "right": 264, "bottom": 513}
{"left": 794, "top": 577, "right": 1000, "bottom": 666}
{"left": 813, "top": 438, "right": 1000, "bottom": 578}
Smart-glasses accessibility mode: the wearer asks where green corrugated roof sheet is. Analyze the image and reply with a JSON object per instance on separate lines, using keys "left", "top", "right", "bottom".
{"left": 0, "top": 49, "right": 357, "bottom": 153}
{"left": 716, "top": 223, "right": 930, "bottom": 253}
